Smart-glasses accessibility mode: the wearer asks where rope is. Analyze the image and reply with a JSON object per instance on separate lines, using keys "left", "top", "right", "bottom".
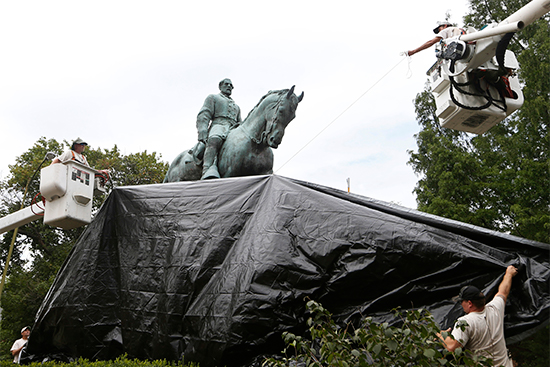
{"left": 275, "top": 56, "right": 407, "bottom": 174}
{"left": 404, "top": 52, "right": 413, "bottom": 79}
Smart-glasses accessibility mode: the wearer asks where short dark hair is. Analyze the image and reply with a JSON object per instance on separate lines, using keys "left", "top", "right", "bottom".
{"left": 471, "top": 297, "right": 486, "bottom": 309}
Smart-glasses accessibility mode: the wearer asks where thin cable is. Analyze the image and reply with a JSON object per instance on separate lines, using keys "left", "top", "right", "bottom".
{"left": 275, "top": 56, "right": 407, "bottom": 174}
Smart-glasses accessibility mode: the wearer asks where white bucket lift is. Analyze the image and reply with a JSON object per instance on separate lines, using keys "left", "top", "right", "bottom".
{"left": 40, "top": 161, "right": 105, "bottom": 229}
{"left": 428, "top": 0, "right": 550, "bottom": 134}
{"left": 0, "top": 160, "right": 106, "bottom": 235}
{"left": 428, "top": 49, "right": 524, "bottom": 134}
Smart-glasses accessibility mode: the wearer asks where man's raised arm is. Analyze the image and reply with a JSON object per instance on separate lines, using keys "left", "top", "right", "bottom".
{"left": 495, "top": 265, "right": 518, "bottom": 302}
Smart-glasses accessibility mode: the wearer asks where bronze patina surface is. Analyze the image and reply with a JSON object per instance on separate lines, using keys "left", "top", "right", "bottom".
{"left": 164, "top": 84, "right": 303, "bottom": 182}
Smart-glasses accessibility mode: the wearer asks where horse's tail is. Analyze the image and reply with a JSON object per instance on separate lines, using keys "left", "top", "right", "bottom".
{"left": 163, "top": 151, "right": 187, "bottom": 183}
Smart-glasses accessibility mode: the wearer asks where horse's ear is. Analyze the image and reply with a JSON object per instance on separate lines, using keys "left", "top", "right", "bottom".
{"left": 286, "top": 86, "right": 295, "bottom": 99}
{"left": 297, "top": 91, "right": 304, "bottom": 102}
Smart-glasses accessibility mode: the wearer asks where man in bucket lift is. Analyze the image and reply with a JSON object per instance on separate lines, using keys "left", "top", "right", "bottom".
{"left": 52, "top": 137, "right": 90, "bottom": 166}
{"left": 406, "top": 21, "right": 465, "bottom": 56}
{"left": 52, "top": 137, "right": 110, "bottom": 178}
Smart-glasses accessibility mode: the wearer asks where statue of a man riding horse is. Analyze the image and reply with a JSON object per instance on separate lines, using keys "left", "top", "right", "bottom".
{"left": 164, "top": 79, "right": 304, "bottom": 182}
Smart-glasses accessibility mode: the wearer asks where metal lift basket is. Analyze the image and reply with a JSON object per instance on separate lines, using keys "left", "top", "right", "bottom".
{"left": 40, "top": 161, "right": 104, "bottom": 229}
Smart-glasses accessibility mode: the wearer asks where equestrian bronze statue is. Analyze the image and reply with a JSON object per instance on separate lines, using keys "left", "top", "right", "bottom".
{"left": 164, "top": 85, "right": 303, "bottom": 182}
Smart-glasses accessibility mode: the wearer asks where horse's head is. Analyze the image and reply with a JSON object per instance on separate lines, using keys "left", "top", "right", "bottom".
{"left": 261, "top": 86, "right": 304, "bottom": 148}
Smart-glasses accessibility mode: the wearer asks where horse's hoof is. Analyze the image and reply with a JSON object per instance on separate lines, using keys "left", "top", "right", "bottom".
{"left": 201, "top": 166, "right": 220, "bottom": 180}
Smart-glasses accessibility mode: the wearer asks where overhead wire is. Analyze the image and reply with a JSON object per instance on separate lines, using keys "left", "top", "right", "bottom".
{"left": 275, "top": 56, "right": 408, "bottom": 174}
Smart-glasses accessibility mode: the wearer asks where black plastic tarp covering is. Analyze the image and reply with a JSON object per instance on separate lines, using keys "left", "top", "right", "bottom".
{"left": 25, "top": 175, "right": 549, "bottom": 366}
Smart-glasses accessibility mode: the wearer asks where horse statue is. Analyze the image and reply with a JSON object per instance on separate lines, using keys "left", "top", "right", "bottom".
{"left": 164, "top": 86, "right": 304, "bottom": 182}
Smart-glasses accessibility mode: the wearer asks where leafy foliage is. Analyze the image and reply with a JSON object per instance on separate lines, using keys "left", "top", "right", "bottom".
{"left": 0, "top": 137, "right": 169, "bottom": 360}
{"left": 0, "top": 354, "right": 198, "bottom": 367}
{"left": 264, "top": 300, "right": 492, "bottom": 367}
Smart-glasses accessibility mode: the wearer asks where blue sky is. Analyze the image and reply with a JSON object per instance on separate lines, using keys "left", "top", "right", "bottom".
{"left": 0, "top": 0, "right": 469, "bottom": 209}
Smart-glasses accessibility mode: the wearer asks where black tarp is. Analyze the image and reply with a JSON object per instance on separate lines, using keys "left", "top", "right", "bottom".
{"left": 25, "top": 175, "right": 549, "bottom": 366}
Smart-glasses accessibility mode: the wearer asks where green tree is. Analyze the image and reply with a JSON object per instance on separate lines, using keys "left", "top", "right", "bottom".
{"left": 0, "top": 137, "right": 169, "bottom": 359}
{"left": 408, "top": 91, "right": 503, "bottom": 230}
{"left": 408, "top": 0, "right": 549, "bottom": 243}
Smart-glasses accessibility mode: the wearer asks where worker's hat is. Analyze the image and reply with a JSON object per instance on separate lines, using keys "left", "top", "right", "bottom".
{"left": 71, "top": 137, "right": 88, "bottom": 151}
{"left": 433, "top": 21, "right": 453, "bottom": 34}
{"left": 452, "top": 285, "right": 485, "bottom": 302}
{"left": 73, "top": 137, "right": 88, "bottom": 146}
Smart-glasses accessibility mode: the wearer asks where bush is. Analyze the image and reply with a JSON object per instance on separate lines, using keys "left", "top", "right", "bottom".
{"left": 508, "top": 325, "right": 549, "bottom": 367}
{"left": 263, "top": 300, "right": 493, "bottom": 367}
{"left": 0, "top": 355, "right": 198, "bottom": 367}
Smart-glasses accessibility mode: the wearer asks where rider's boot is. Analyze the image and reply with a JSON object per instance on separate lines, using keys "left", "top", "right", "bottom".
{"left": 201, "top": 144, "right": 221, "bottom": 180}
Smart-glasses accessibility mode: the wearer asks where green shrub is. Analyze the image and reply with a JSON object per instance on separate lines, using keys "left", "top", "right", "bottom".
{"left": 508, "top": 325, "right": 549, "bottom": 367}
{"left": 263, "top": 300, "right": 493, "bottom": 367}
{"left": 0, "top": 355, "right": 198, "bottom": 367}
